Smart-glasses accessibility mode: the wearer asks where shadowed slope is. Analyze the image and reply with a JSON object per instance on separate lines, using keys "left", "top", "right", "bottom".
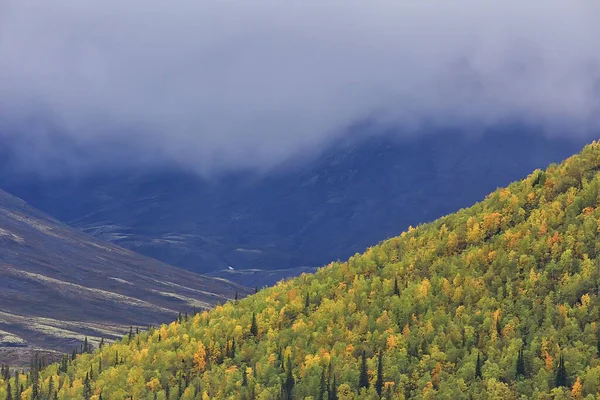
{"left": 0, "top": 189, "right": 248, "bottom": 366}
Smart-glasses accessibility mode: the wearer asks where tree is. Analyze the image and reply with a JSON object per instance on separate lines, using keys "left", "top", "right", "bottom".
{"left": 516, "top": 348, "right": 526, "bottom": 378}
{"left": 6, "top": 382, "right": 12, "bottom": 400}
{"left": 328, "top": 374, "right": 338, "bottom": 400}
{"left": 393, "top": 277, "right": 400, "bottom": 296}
{"left": 317, "top": 366, "right": 326, "bottom": 400}
{"left": 242, "top": 366, "right": 248, "bottom": 387}
{"left": 235, "top": 291, "right": 239, "bottom": 301}
{"left": 375, "top": 351, "right": 384, "bottom": 396}
{"left": 555, "top": 354, "right": 568, "bottom": 388}
{"left": 304, "top": 292, "right": 310, "bottom": 313}
{"left": 358, "top": 350, "right": 369, "bottom": 390}
{"left": 475, "top": 352, "right": 482, "bottom": 379}
{"left": 84, "top": 372, "right": 92, "bottom": 400}
{"left": 250, "top": 313, "right": 258, "bottom": 337}
{"left": 48, "top": 375, "right": 54, "bottom": 399}
{"left": 284, "top": 356, "right": 294, "bottom": 400}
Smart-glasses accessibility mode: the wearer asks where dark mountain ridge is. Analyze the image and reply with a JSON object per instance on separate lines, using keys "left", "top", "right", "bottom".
{"left": 1, "top": 129, "right": 588, "bottom": 284}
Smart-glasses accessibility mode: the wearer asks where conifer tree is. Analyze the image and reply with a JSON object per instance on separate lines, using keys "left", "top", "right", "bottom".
{"left": 84, "top": 372, "right": 92, "bottom": 400}
{"left": 304, "top": 292, "right": 310, "bottom": 313}
{"left": 284, "top": 356, "right": 294, "bottom": 400}
{"left": 328, "top": 375, "right": 338, "bottom": 400}
{"left": 6, "top": 382, "right": 12, "bottom": 400}
{"left": 235, "top": 291, "right": 239, "bottom": 301}
{"left": 242, "top": 366, "right": 248, "bottom": 387}
{"left": 516, "top": 348, "right": 526, "bottom": 378}
{"left": 48, "top": 374, "right": 54, "bottom": 399}
{"left": 14, "top": 370, "right": 19, "bottom": 397}
{"left": 317, "top": 366, "right": 326, "bottom": 400}
{"left": 393, "top": 277, "right": 400, "bottom": 296}
{"left": 250, "top": 312, "right": 258, "bottom": 337}
{"left": 375, "top": 350, "right": 384, "bottom": 396}
{"left": 358, "top": 350, "right": 369, "bottom": 390}
{"left": 555, "top": 354, "right": 568, "bottom": 388}
{"left": 475, "top": 352, "right": 482, "bottom": 379}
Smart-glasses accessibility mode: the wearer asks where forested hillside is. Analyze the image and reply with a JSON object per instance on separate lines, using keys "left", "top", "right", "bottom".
{"left": 5, "top": 141, "right": 600, "bottom": 399}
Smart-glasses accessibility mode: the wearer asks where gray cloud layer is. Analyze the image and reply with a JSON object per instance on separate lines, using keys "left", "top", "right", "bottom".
{"left": 1, "top": 1, "right": 599, "bottom": 172}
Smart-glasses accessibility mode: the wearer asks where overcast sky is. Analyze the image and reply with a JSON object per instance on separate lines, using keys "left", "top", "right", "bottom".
{"left": 1, "top": 1, "right": 599, "bottom": 173}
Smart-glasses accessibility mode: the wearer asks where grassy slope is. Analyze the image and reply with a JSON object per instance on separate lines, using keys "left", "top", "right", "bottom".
{"left": 6, "top": 142, "right": 600, "bottom": 399}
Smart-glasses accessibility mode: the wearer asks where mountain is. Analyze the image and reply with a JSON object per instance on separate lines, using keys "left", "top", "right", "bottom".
{"left": 0, "top": 129, "right": 588, "bottom": 284}
{"left": 0, "top": 189, "right": 247, "bottom": 367}
{"left": 9, "top": 141, "right": 600, "bottom": 399}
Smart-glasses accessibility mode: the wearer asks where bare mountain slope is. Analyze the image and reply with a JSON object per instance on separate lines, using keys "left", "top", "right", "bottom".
{"left": 0, "top": 189, "right": 248, "bottom": 366}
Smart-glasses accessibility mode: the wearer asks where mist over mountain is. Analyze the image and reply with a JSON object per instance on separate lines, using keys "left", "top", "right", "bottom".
{"left": 1, "top": 0, "right": 599, "bottom": 176}
{"left": 1, "top": 128, "right": 590, "bottom": 281}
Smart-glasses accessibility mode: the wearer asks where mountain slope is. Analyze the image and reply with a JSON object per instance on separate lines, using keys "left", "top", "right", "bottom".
{"left": 0, "top": 189, "right": 247, "bottom": 367}
{"left": 8, "top": 141, "right": 600, "bottom": 398}
{"left": 0, "top": 129, "right": 587, "bottom": 281}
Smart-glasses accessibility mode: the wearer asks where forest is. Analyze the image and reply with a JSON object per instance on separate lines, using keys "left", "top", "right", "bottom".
{"left": 4, "top": 141, "right": 600, "bottom": 399}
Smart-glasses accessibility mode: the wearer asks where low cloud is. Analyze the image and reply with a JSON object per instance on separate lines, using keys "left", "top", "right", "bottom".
{"left": 1, "top": 0, "right": 599, "bottom": 173}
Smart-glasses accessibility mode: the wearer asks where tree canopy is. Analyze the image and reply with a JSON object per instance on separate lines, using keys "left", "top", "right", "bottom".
{"left": 5, "top": 142, "right": 600, "bottom": 399}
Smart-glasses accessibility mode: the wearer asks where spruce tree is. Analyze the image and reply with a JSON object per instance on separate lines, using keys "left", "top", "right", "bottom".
{"left": 516, "top": 348, "right": 526, "bottom": 378}
{"left": 48, "top": 375, "right": 54, "bottom": 399}
{"left": 83, "top": 372, "right": 92, "bottom": 400}
{"left": 14, "top": 370, "right": 19, "bottom": 397}
{"left": 304, "top": 292, "right": 310, "bottom": 313}
{"left": 555, "top": 354, "right": 568, "bottom": 388}
{"left": 284, "top": 356, "right": 295, "bottom": 400}
{"left": 250, "top": 312, "right": 258, "bottom": 337}
{"left": 475, "top": 352, "right": 482, "bottom": 379}
{"left": 317, "top": 366, "right": 326, "bottom": 400}
{"left": 328, "top": 375, "right": 338, "bottom": 400}
{"left": 235, "top": 291, "right": 239, "bottom": 301}
{"left": 375, "top": 350, "right": 384, "bottom": 396}
{"left": 358, "top": 350, "right": 369, "bottom": 390}
{"left": 242, "top": 366, "right": 248, "bottom": 387}
{"left": 393, "top": 277, "right": 400, "bottom": 296}
{"left": 6, "top": 382, "right": 12, "bottom": 400}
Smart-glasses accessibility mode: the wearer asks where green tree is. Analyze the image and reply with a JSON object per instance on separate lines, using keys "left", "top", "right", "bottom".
{"left": 516, "top": 348, "right": 526, "bottom": 378}
{"left": 250, "top": 312, "right": 258, "bottom": 337}
{"left": 375, "top": 351, "right": 384, "bottom": 396}
{"left": 317, "top": 366, "right": 326, "bottom": 400}
{"left": 555, "top": 354, "right": 568, "bottom": 388}
{"left": 284, "top": 356, "right": 295, "bottom": 400}
{"left": 359, "top": 350, "right": 369, "bottom": 390}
